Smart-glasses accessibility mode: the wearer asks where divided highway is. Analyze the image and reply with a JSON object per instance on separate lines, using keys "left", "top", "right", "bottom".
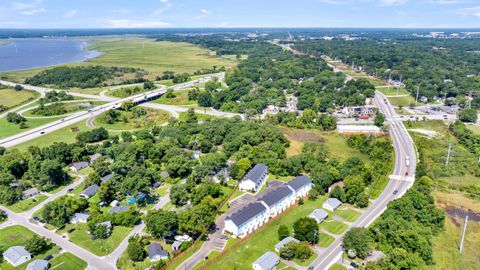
{"left": 310, "top": 91, "right": 416, "bottom": 269}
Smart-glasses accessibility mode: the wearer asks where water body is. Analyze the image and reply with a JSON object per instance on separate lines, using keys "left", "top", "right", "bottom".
{"left": 0, "top": 38, "right": 104, "bottom": 72}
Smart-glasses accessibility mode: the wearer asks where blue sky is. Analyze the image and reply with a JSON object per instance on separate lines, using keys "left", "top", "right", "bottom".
{"left": 1, "top": 0, "right": 480, "bottom": 28}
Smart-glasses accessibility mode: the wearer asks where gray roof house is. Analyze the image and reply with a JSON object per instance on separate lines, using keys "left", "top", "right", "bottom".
{"left": 109, "top": 205, "right": 129, "bottom": 214}
{"left": 71, "top": 212, "right": 90, "bottom": 224}
{"left": 99, "top": 221, "right": 112, "bottom": 230}
{"left": 160, "top": 171, "right": 170, "bottom": 179}
{"left": 89, "top": 153, "right": 102, "bottom": 163}
{"left": 100, "top": 173, "right": 114, "bottom": 183}
{"left": 3, "top": 246, "right": 31, "bottom": 267}
{"left": 323, "top": 198, "right": 342, "bottom": 211}
{"left": 239, "top": 163, "right": 268, "bottom": 192}
{"left": 309, "top": 209, "right": 329, "bottom": 223}
{"left": 227, "top": 202, "right": 267, "bottom": 228}
{"left": 22, "top": 187, "right": 40, "bottom": 200}
{"left": 80, "top": 184, "right": 99, "bottom": 199}
{"left": 257, "top": 186, "right": 293, "bottom": 207}
{"left": 147, "top": 243, "right": 169, "bottom": 261}
{"left": 69, "top": 161, "right": 89, "bottom": 172}
{"left": 26, "top": 259, "right": 49, "bottom": 270}
{"left": 252, "top": 251, "right": 279, "bottom": 270}
{"left": 275, "top": 236, "right": 299, "bottom": 252}
{"left": 287, "top": 176, "right": 312, "bottom": 192}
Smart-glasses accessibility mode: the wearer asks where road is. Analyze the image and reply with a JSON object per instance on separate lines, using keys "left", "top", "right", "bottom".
{"left": 310, "top": 91, "right": 416, "bottom": 269}
{"left": 0, "top": 73, "right": 224, "bottom": 148}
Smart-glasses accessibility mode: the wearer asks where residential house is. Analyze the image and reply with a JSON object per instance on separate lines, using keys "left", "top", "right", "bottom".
{"left": 328, "top": 181, "right": 345, "bottom": 193}
{"left": 22, "top": 187, "right": 39, "bottom": 200}
{"left": 309, "top": 209, "right": 329, "bottom": 223}
{"left": 71, "top": 212, "right": 90, "bottom": 224}
{"left": 100, "top": 173, "right": 114, "bottom": 183}
{"left": 192, "top": 150, "right": 201, "bottom": 159}
{"left": 257, "top": 186, "right": 295, "bottom": 218}
{"left": 174, "top": 235, "right": 193, "bottom": 242}
{"left": 147, "top": 243, "right": 169, "bottom": 261}
{"left": 3, "top": 246, "right": 31, "bottom": 267}
{"left": 69, "top": 161, "right": 89, "bottom": 172}
{"left": 80, "top": 185, "right": 99, "bottom": 199}
{"left": 26, "top": 259, "right": 49, "bottom": 270}
{"left": 160, "top": 171, "right": 170, "bottom": 180}
{"left": 239, "top": 164, "right": 268, "bottom": 192}
{"left": 275, "top": 237, "right": 299, "bottom": 252}
{"left": 98, "top": 221, "right": 112, "bottom": 234}
{"left": 89, "top": 153, "right": 102, "bottom": 163}
{"left": 224, "top": 202, "right": 268, "bottom": 238}
{"left": 109, "top": 200, "right": 119, "bottom": 207}
{"left": 323, "top": 198, "right": 342, "bottom": 211}
{"left": 109, "top": 205, "right": 129, "bottom": 214}
{"left": 287, "top": 176, "right": 313, "bottom": 198}
{"left": 252, "top": 252, "right": 279, "bottom": 270}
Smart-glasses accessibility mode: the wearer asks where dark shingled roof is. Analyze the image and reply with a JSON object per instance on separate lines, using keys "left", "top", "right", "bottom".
{"left": 244, "top": 163, "right": 268, "bottom": 183}
{"left": 257, "top": 186, "right": 293, "bottom": 207}
{"left": 227, "top": 202, "right": 267, "bottom": 227}
{"left": 288, "top": 175, "right": 312, "bottom": 191}
{"left": 81, "top": 184, "right": 99, "bottom": 197}
{"left": 100, "top": 173, "right": 114, "bottom": 183}
{"left": 147, "top": 243, "right": 168, "bottom": 259}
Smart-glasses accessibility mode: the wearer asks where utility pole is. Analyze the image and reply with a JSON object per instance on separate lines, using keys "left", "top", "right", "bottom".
{"left": 459, "top": 215, "right": 469, "bottom": 253}
{"left": 415, "top": 86, "right": 420, "bottom": 106}
{"left": 445, "top": 143, "right": 452, "bottom": 166}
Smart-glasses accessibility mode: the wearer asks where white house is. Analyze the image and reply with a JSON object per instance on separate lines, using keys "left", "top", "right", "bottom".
{"left": 252, "top": 252, "right": 279, "bottom": 270}
{"left": 239, "top": 164, "right": 268, "bottom": 192}
{"left": 287, "top": 176, "right": 313, "bottom": 199}
{"left": 71, "top": 212, "right": 90, "bottom": 224}
{"left": 309, "top": 209, "right": 329, "bottom": 223}
{"left": 69, "top": 161, "right": 89, "bottom": 172}
{"left": 257, "top": 185, "right": 295, "bottom": 218}
{"left": 323, "top": 198, "right": 342, "bottom": 211}
{"left": 22, "top": 187, "right": 40, "bottom": 200}
{"left": 3, "top": 246, "right": 31, "bottom": 267}
{"left": 26, "top": 259, "right": 49, "bottom": 270}
{"left": 224, "top": 202, "right": 268, "bottom": 238}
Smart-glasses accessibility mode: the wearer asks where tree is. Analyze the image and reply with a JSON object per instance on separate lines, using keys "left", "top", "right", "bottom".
{"left": 330, "top": 186, "right": 346, "bottom": 202}
{"left": 374, "top": 112, "right": 385, "bottom": 127}
{"left": 25, "top": 235, "right": 51, "bottom": 256}
{"left": 127, "top": 242, "right": 145, "bottom": 261}
{"left": 198, "top": 92, "right": 212, "bottom": 107}
{"left": 459, "top": 108, "right": 478, "bottom": 123}
{"left": 143, "top": 80, "right": 155, "bottom": 90}
{"left": 146, "top": 210, "right": 178, "bottom": 239}
{"left": 343, "top": 228, "right": 373, "bottom": 259}
{"left": 278, "top": 225, "right": 290, "bottom": 241}
{"left": 121, "top": 102, "right": 134, "bottom": 111}
{"left": 185, "top": 108, "right": 197, "bottom": 123}
{"left": 92, "top": 223, "right": 110, "bottom": 239}
{"left": 279, "top": 242, "right": 313, "bottom": 262}
{"left": 293, "top": 217, "right": 319, "bottom": 244}
{"left": 165, "top": 89, "right": 176, "bottom": 98}
{"left": 14, "top": 84, "right": 23, "bottom": 91}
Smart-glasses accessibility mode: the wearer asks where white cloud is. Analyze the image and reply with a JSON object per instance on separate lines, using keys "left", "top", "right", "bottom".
{"left": 160, "top": 0, "right": 169, "bottom": 2}
{"left": 429, "top": 0, "right": 462, "bottom": 4}
{"left": 105, "top": 19, "right": 169, "bottom": 28}
{"left": 64, "top": 9, "right": 78, "bottom": 18}
{"left": 12, "top": 0, "right": 43, "bottom": 10}
{"left": 194, "top": 9, "right": 211, "bottom": 19}
{"left": 315, "top": 0, "right": 348, "bottom": 4}
{"left": 454, "top": 6, "right": 480, "bottom": 17}
{"left": 20, "top": 7, "right": 46, "bottom": 15}
{"left": 153, "top": 3, "right": 172, "bottom": 15}
{"left": 201, "top": 9, "right": 211, "bottom": 14}
{"left": 379, "top": 0, "right": 408, "bottom": 6}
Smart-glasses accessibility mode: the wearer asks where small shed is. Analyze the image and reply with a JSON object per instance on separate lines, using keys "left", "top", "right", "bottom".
{"left": 309, "top": 209, "right": 329, "bottom": 223}
{"left": 323, "top": 198, "right": 342, "bottom": 211}
{"left": 252, "top": 251, "right": 279, "bottom": 270}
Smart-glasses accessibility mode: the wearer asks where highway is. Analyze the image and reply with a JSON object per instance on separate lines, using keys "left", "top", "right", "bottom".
{"left": 310, "top": 91, "right": 416, "bottom": 269}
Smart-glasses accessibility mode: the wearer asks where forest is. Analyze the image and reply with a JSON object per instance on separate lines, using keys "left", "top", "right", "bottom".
{"left": 294, "top": 38, "right": 480, "bottom": 104}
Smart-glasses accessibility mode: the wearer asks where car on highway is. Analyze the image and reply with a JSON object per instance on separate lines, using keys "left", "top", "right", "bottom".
{"left": 220, "top": 235, "right": 229, "bottom": 240}
{"left": 67, "top": 188, "right": 73, "bottom": 192}
{"left": 405, "top": 171, "right": 409, "bottom": 176}
{"left": 40, "top": 131, "right": 45, "bottom": 134}
{"left": 393, "top": 190, "right": 398, "bottom": 195}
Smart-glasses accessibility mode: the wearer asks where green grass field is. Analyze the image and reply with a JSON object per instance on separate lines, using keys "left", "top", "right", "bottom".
{"left": 0, "top": 116, "right": 64, "bottom": 140}
{"left": 465, "top": 124, "right": 480, "bottom": 135}
{"left": 335, "top": 209, "right": 361, "bottom": 222}
{"left": 23, "top": 101, "right": 106, "bottom": 117}
{"left": 66, "top": 223, "right": 132, "bottom": 256}
{"left": 388, "top": 95, "right": 415, "bottom": 107}
{"left": 317, "top": 232, "right": 336, "bottom": 248}
{"left": 203, "top": 198, "right": 345, "bottom": 270}
{"left": 376, "top": 85, "right": 410, "bottom": 96}
{"left": 13, "top": 121, "right": 91, "bottom": 150}
{"left": 49, "top": 252, "right": 87, "bottom": 270}
{"left": 0, "top": 88, "right": 39, "bottom": 109}
{"left": 153, "top": 89, "right": 197, "bottom": 106}
{"left": 329, "top": 264, "right": 347, "bottom": 270}
{"left": 319, "top": 220, "right": 349, "bottom": 235}
{"left": 7, "top": 194, "right": 48, "bottom": 213}
{"left": 93, "top": 108, "right": 170, "bottom": 131}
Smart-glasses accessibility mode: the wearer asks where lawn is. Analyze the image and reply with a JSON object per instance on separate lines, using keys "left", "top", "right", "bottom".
{"left": 317, "top": 232, "right": 336, "bottom": 248}
{"left": 203, "top": 198, "right": 329, "bottom": 270}
{"left": 319, "top": 220, "right": 349, "bottom": 235}
{"left": 117, "top": 249, "right": 156, "bottom": 270}
{"left": 367, "top": 175, "right": 390, "bottom": 199}
{"left": 49, "top": 252, "right": 87, "bottom": 270}
{"left": 0, "top": 88, "right": 39, "bottom": 109}
{"left": 7, "top": 194, "right": 48, "bottom": 213}
{"left": 0, "top": 225, "right": 61, "bottom": 270}
{"left": 465, "top": 124, "right": 480, "bottom": 135}
{"left": 329, "top": 264, "right": 347, "bottom": 270}
{"left": 376, "top": 85, "right": 410, "bottom": 96}
{"left": 152, "top": 183, "right": 172, "bottom": 197}
{"left": 153, "top": 89, "right": 197, "bottom": 106}
{"left": 67, "top": 223, "right": 132, "bottom": 256}
{"left": 0, "top": 116, "right": 64, "bottom": 139}
{"left": 166, "top": 239, "right": 205, "bottom": 270}
{"left": 13, "top": 121, "right": 92, "bottom": 150}
{"left": 93, "top": 108, "right": 170, "bottom": 131}
{"left": 388, "top": 95, "right": 415, "bottom": 107}
{"left": 335, "top": 209, "right": 361, "bottom": 223}
{"left": 23, "top": 101, "right": 106, "bottom": 117}
{"left": 178, "top": 111, "right": 217, "bottom": 122}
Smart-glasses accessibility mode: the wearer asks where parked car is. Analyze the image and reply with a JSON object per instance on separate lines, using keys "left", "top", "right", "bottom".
{"left": 44, "top": 255, "right": 53, "bottom": 261}
{"left": 67, "top": 188, "right": 73, "bottom": 192}
{"left": 67, "top": 228, "right": 76, "bottom": 234}
{"left": 393, "top": 190, "right": 398, "bottom": 195}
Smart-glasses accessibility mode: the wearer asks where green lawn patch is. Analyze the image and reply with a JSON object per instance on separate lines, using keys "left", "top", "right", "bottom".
{"left": 204, "top": 198, "right": 327, "bottom": 270}
{"left": 93, "top": 108, "right": 170, "bottom": 131}
{"left": 319, "top": 220, "right": 349, "bottom": 235}
{"left": 329, "top": 264, "right": 347, "bottom": 270}
{"left": 368, "top": 175, "right": 389, "bottom": 199}
{"left": 166, "top": 239, "right": 205, "bottom": 270}
{"left": 152, "top": 183, "right": 171, "bottom": 197}
{"left": 388, "top": 95, "right": 415, "bottom": 107}
{"left": 67, "top": 223, "right": 132, "bottom": 256}
{"left": 0, "top": 88, "right": 39, "bottom": 109}
{"left": 49, "top": 252, "right": 87, "bottom": 270}
{"left": 376, "top": 85, "right": 410, "bottom": 96}
{"left": 0, "top": 116, "right": 64, "bottom": 140}
{"left": 7, "top": 194, "right": 48, "bottom": 213}
{"left": 317, "top": 232, "right": 336, "bottom": 248}
{"left": 153, "top": 89, "right": 197, "bottom": 106}
{"left": 178, "top": 112, "right": 217, "bottom": 122}
{"left": 335, "top": 209, "right": 361, "bottom": 222}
